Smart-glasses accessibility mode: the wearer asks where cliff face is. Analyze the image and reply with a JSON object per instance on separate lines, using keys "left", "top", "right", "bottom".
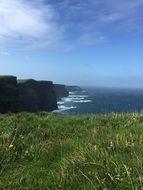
{"left": 0, "top": 75, "right": 82, "bottom": 113}
{"left": 0, "top": 76, "right": 18, "bottom": 113}
{"left": 66, "top": 86, "right": 82, "bottom": 92}
{"left": 38, "top": 81, "right": 58, "bottom": 111}
{"left": 18, "top": 79, "right": 57, "bottom": 112}
{"left": 53, "top": 84, "right": 69, "bottom": 100}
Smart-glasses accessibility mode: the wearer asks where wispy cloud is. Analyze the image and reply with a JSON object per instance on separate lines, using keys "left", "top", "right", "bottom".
{"left": 0, "top": 0, "right": 143, "bottom": 51}
{"left": 0, "top": 0, "right": 64, "bottom": 50}
{"left": 56, "top": 0, "right": 143, "bottom": 44}
{"left": 97, "top": 0, "right": 143, "bottom": 24}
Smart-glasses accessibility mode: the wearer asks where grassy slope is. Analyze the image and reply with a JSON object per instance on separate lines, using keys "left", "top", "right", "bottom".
{"left": 0, "top": 113, "right": 143, "bottom": 190}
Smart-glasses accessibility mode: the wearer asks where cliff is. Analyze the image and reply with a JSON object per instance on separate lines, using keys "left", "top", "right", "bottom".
{"left": 0, "top": 75, "right": 82, "bottom": 113}
{"left": 0, "top": 76, "right": 18, "bottom": 113}
{"left": 53, "top": 84, "right": 69, "bottom": 100}
{"left": 66, "top": 85, "right": 82, "bottom": 92}
{"left": 38, "top": 80, "right": 58, "bottom": 111}
{"left": 18, "top": 79, "right": 57, "bottom": 112}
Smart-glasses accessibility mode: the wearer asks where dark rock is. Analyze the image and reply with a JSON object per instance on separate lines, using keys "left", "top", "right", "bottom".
{"left": 0, "top": 76, "right": 18, "bottom": 113}
{"left": 66, "top": 85, "right": 82, "bottom": 92}
{"left": 38, "top": 81, "right": 58, "bottom": 111}
{"left": 53, "top": 84, "right": 69, "bottom": 100}
{"left": 18, "top": 79, "right": 57, "bottom": 112}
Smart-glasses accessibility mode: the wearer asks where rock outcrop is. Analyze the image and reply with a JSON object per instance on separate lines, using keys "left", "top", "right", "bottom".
{"left": 66, "top": 85, "right": 82, "bottom": 92}
{"left": 53, "top": 84, "right": 69, "bottom": 100}
{"left": 18, "top": 79, "right": 57, "bottom": 112}
{"left": 0, "top": 76, "right": 18, "bottom": 113}
{"left": 0, "top": 75, "right": 82, "bottom": 113}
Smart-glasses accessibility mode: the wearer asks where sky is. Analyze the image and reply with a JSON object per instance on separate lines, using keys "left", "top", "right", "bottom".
{"left": 0, "top": 0, "right": 143, "bottom": 88}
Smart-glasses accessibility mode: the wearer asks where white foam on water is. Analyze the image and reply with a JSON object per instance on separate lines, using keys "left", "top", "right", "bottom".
{"left": 53, "top": 105, "right": 77, "bottom": 113}
{"left": 57, "top": 101, "right": 65, "bottom": 105}
{"left": 57, "top": 93, "right": 92, "bottom": 104}
{"left": 73, "top": 100, "right": 92, "bottom": 103}
{"left": 69, "top": 92, "right": 76, "bottom": 95}
{"left": 69, "top": 95, "right": 88, "bottom": 98}
{"left": 71, "top": 97, "right": 85, "bottom": 100}
{"left": 54, "top": 91, "right": 92, "bottom": 113}
{"left": 62, "top": 97, "right": 85, "bottom": 102}
{"left": 62, "top": 97, "right": 73, "bottom": 102}
{"left": 59, "top": 105, "right": 76, "bottom": 110}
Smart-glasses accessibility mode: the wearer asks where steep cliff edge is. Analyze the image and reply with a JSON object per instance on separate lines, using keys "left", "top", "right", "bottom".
{"left": 66, "top": 85, "right": 82, "bottom": 92}
{"left": 0, "top": 75, "right": 82, "bottom": 113}
{"left": 53, "top": 84, "right": 69, "bottom": 100}
{"left": 18, "top": 79, "right": 57, "bottom": 112}
{"left": 0, "top": 76, "right": 18, "bottom": 113}
{"left": 38, "top": 81, "right": 58, "bottom": 111}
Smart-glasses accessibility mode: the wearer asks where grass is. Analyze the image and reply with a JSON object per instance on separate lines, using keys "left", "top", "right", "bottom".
{"left": 0, "top": 112, "right": 143, "bottom": 189}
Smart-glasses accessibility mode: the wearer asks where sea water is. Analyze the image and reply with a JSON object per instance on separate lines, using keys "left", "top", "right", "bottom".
{"left": 53, "top": 87, "right": 143, "bottom": 114}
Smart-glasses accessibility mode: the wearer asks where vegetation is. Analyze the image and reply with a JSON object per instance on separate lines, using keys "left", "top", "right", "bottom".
{"left": 0, "top": 112, "right": 143, "bottom": 189}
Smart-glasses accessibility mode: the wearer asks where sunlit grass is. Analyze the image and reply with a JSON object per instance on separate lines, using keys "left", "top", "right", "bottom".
{"left": 0, "top": 112, "right": 143, "bottom": 189}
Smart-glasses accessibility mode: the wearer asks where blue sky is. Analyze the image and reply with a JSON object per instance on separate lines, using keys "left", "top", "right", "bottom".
{"left": 0, "top": 0, "right": 143, "bottom": 88}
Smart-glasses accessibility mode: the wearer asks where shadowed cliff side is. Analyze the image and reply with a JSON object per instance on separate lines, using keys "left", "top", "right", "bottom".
{"left": 66, "top": 85, "right": 82, "bottom": 92}
{"left": 38, "top": 81, "right": 58, "bottom": 111}
{"left": 18, "top": 79, "right": 57, "bottom": 112}
{"left": 0, "top": 76, "right": 18, "bottom": 113}
{"left": 53, "top": 84, "right": 69, "bottom": 100}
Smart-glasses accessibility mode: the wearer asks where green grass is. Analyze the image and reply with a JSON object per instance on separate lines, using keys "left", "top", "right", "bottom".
{"left": 0, "top": 112, "right": 143, "bottom": 189}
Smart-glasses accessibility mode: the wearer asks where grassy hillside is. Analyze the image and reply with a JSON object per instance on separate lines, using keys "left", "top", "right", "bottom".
{"left": 0, "top": 113, "right": 143, "bottom": 189}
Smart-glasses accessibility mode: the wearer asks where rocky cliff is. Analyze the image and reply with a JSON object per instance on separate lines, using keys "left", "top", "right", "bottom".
{"left": 53, "top": 84, "right": 69, "bottom": 100}
{"left": 0, "top": 75, "right": 81, "bottom": 113}
{"left": 0, "top": 76, "right": 18, "bottom": 113}
{"left": 38, "top": 80, "right": 58, "bottom": 111}
{"left": 66, "top": 85, "right": 82, "bottom": 92}
{"left": 18, "top": 79, "right": 57, "bottom": 112}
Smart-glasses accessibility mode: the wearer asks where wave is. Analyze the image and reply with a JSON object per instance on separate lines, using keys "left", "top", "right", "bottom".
{"left": 53, "top": 105, "right": 77, "bottom": 113}
{"left": 69, "top": 92, "right": 76, "bottom": 95}
{"left": 55, "top": 91, "right": 91, "bottom": 113}
{"left": 57, "top": 94, "right": 91, "bottom": 104}
{"left": 61, "top": 98, "right": 73, "bottom": 102}
{"left": 59, "top": 105, "right": 76, "bottom": 110}
{"left": 68, "top": 95, "right": 88, "bottom": 98}
{"left": 73, "top": 100, "right": 92, "bottom": 103}
{"left": 61, "top": 97, "right": 85, "bottom": 102}
{"left": 57, "top": 101, "right": 65, "bottom": 105}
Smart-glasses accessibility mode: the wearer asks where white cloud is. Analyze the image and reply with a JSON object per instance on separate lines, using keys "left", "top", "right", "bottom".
{"left": 0, "top": 0, "right": 143, "bottom": 51}
{"left": 57, "top": 0, "right": 143, "bottom": 40}
{"left": 0, "top": 0, "right": 64, "bottom": 50}
{"left": 97, "top": 0, "right": 143, "bottom": 23}
{"left": 52, "top": 0, "right": 143, "bottom": 46}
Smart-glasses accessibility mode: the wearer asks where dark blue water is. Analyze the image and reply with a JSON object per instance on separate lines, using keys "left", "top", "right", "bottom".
{"left": 54, "top": 87, "right": 143, "bottom": 114}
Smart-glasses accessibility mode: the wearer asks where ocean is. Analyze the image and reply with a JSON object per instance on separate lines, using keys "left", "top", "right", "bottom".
{"left": 53, "top": 87, "right": 143, "bottom": 114}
